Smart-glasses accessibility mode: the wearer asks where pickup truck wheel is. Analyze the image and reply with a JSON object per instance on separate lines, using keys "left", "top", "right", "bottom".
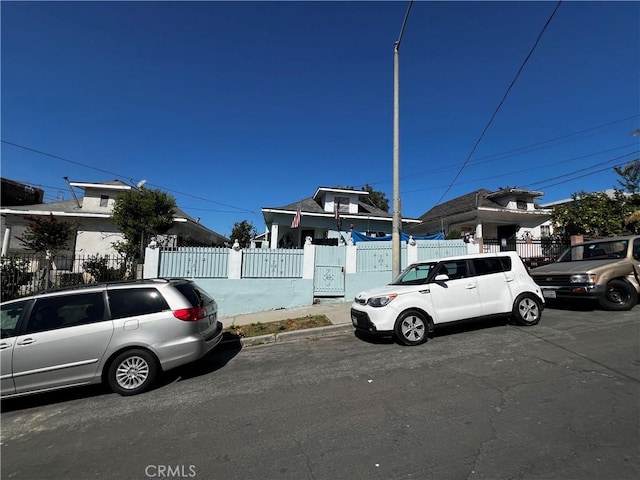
{"left": 512, "top": 294, "right": 542, "bottom": 326}
{"left": 599, "top": 280, "right": 637, "bottom": 311}
{"left": 394, "top": 310, "right": 429, "bottom": 346}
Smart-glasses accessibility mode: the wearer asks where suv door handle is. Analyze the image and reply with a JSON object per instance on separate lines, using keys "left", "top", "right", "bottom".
{"left": 0, "top": 342, "right": 12, "bottom": 350}
{"left": 17, "top": 338, "right": 36, "bottom": 345}
{"left": 465, "top": 284, "right": 477, "bottom": 289}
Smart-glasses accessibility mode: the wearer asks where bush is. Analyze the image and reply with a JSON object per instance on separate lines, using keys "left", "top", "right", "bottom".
{"left": 1, "top": 256, "right": 32, "bottom": 300}
{"left": 83, "top": 255, "right": 127, "bottom": 282}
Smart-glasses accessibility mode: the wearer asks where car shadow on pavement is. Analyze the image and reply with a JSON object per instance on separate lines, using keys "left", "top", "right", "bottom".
{"left": 543, "top": 299, "right": 598, "bottom": 311}
{"left": 1, "top": 384, "right": 109, "bottom": 412}
{"left": 354, "top": 317, "right": 511, "bottom": 346}
{"left": 159, "top": 337, "right": 243, "bottom": 384}
{"left": 1, "top": 338, "right": 244, "bottom": 412}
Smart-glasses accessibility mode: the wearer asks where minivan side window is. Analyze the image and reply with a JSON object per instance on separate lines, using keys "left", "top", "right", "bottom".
{"left": 175, "top": 283, "right": 214, "bottom": 308}
{"left": 108, "top": 288, "right": 170, "bottom": 319}
{"left": 26, "top": 292, "right": 106, "bottom": 334}
{"left": 1, "top": 300, "right": 29, "bottom": 338}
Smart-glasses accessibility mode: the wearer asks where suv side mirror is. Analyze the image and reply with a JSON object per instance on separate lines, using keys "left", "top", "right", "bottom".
{"left": 435, "top": 274, "right": 449, "bottom": 282}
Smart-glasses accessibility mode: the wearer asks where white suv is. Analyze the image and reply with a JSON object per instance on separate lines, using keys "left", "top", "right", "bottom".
{"left": 351, "top": 251, "right": 544, "bottom": 346}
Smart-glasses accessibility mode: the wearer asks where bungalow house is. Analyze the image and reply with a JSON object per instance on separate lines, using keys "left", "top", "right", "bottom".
{"left": 0, "top": 179, "right": 228, "bottom": 257}
{"left": 406, "top": 187, "right": 554, "bottom": 249}
{"left": 260, "top": 187, "right": 421, "bottom": 248}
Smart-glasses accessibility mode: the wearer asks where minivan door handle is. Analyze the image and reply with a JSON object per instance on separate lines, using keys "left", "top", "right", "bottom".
{"left": 0, "top": 342, "right": 12, "bottom": 350}
{"left": 17, "top": 338, "right": 36, "bottom": 345}
{"left": 465, "top": 283, "right": 477, "bottom": 289}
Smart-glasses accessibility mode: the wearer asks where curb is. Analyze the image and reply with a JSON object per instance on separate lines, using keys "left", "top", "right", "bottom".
{"left": 221, "top": 324, "right": 354, "bottom": 348}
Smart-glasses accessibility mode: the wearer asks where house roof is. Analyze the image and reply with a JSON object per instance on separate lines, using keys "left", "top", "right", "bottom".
{"left": 312, "top": 186, "right": 369, "bottom": 201}
{"left": 264, "top": 196, "right": 395, "bottom": 219}
{"left": 0, "top": 186, "right": 228, "bottom": 241}
{"left": 417, "top": 188, "right": 548, "bottom": 223}
{"left": 416, "top": 189, "right": 495, "bottom": 222}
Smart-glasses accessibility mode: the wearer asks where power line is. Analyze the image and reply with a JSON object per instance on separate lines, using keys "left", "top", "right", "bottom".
{"left": 432, "top": 0, "right": 563, "bottom": 206}
{"left": 1, "top": 139, "right": 255, "bottom": 214}
{"left": 400, "top": 143, "right": 639, "bottom": 193}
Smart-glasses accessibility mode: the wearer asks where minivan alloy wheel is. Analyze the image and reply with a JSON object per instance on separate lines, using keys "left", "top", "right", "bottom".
{"left": 116, "top": 355, "right": 150, "bottom": 390}
{"left": 107, "top": 348, "right": 159, "bottom": 396}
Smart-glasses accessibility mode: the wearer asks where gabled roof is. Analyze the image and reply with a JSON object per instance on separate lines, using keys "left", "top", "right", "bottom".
{"left": 417, "top": 188, "right": 547, "bottom": 223}
{"left": 69, "top": 179, "right": 132, "bottom": 190}
{"left": 417, "top": 189, "right": 495, "bottom": 222}
{"left": 264, "top": 196, "right": 394, "bottom": 219}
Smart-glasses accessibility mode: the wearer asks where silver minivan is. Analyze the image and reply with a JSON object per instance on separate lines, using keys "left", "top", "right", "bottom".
{"left": 0, "top": 278, "right": 223, "bottom": 398}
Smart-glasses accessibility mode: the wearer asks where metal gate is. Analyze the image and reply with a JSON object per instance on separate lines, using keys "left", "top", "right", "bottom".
{"left": 313, "top": 245, "right": 346, "bottom": 297}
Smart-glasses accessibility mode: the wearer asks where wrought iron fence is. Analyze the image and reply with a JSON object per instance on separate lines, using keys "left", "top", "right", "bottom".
{"left": 0, "top": 253, "right": 131, "bottom": 301}
{"left": 481, "top": 237, "right": 569, "bottom": 268}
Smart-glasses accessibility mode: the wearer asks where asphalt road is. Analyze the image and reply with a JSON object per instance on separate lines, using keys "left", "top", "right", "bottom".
{"left": 1, "top": 305, "right": 639, "bottom": 480}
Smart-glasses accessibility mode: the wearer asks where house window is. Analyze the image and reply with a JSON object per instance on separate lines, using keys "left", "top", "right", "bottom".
{"left": 335, "top": 196, "right": 350, "bottom": 214}
{"left": 100, "top": 195, "right": 109, "bottom": 207}
{"left": 516, "top": 199, "right": 527, "bottom": 210}
{"left": 540, "top": 225, "right": 551, "bottom": 237}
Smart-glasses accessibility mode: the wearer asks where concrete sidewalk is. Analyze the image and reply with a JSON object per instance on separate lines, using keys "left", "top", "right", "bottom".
{"left": 218, "top": 301, "right": 355, "bottom": 347}
{"left": 219, "top": 301, "right": 353, "bottom": 327}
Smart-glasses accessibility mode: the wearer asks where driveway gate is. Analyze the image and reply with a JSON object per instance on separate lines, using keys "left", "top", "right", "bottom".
{"left": 313, "top": 245, "right": 346, "bottom": 297}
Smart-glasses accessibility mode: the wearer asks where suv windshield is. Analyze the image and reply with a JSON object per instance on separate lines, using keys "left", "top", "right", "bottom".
{"left": 391, "top": 262, "right": 437, "bottom": 285}
{"left": 558, "top": 240, "right": 628, "bottom": 262}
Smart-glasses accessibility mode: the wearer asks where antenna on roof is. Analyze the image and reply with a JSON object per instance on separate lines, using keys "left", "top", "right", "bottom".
{"left": 63, "top": 177, "right": 81, "bottom": 208}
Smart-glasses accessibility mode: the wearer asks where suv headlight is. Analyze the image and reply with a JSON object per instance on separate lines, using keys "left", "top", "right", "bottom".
{"left": 570, "top": 274, "right": 596, "bottom": 284}
{"left": 367, "top": 294, "right": 397, "bottom": 307}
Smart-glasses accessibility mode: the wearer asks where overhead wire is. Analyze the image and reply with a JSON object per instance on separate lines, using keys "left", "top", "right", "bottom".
{"left": 1, "top": 139, "right": 255, "bottom": 214}
{"left": 432, "top": 0, "right": 563, "bottom": 206}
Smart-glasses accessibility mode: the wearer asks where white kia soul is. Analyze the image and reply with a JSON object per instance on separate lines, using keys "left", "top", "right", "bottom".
{"left": 351, "top": 251, "right": 545, "bottom": 346}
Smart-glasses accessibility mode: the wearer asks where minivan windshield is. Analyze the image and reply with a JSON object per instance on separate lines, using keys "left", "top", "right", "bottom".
{"left": 557, "top": 240, "right": 628, "bottom": 262}
{"left": 390, "top": 262, "right": 437, "bottom": 285}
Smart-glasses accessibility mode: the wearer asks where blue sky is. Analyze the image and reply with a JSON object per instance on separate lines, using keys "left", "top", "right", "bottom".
{"left": 2, "top": 1, "right": 639, "bottom": 237}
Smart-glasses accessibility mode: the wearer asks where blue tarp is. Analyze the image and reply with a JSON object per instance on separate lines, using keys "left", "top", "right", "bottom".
{"left": 350, "top": 230, "right": 444, "bottom": 244}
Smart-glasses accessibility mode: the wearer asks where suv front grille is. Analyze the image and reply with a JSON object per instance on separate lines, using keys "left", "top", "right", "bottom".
{"left": 531, "top": 274, "right": 572, "bottom": 286}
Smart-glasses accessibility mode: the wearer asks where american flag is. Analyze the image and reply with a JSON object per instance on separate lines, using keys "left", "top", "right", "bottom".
{"left": 291, "top": 206, "right": 301, "bottom": 228}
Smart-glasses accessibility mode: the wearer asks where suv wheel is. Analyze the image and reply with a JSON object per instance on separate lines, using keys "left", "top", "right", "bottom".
{"left": 512, "top": 294, "right": 542, "bottom": 326}
{"left": 394, "top": 310, "right": 429, "bottom": 346}
{"left": 107, "top": 349, "right": 158, "bottom": 396}
{"left": 599, "top": 280, "right": 638, "bottom": 311}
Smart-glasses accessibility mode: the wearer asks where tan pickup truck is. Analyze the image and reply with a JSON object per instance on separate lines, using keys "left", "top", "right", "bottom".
{"left": 529, "top": 235, "right": 640, "bottom": 311}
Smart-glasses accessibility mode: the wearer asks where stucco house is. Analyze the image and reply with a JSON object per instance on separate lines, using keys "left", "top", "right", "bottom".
{"left": 0, "top": 179, "right": 228, "bottom": 257}
{"left": 260, "top": 187, "right": 421, "bottom": 248}
{"left": 407, "top": 187, "right": 554, "bottom": 249}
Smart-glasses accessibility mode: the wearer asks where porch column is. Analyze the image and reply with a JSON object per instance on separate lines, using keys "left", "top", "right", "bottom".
{"left": 2, "top": 226, "right": 11, "bottom": 256}
{"left": 270, "top": 223, "right": 279, "bottom": 249}
{"left": 475, "top": 221, "right": 483, "bottom": 252}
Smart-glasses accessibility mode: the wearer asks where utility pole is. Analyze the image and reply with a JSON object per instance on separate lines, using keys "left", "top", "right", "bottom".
{"left": 392, "top": 1, "right": 413, "bottom": 278}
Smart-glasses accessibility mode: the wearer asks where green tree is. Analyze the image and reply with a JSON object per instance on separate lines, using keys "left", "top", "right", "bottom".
{"left": 112, "top": 188, "right": 176, "bottom": 263}
{"left": 551, "top": 190, "right": 640, "bottom": 238}
{"left": 230, "top": 220, "right": 257, "bottom": 248}
{"left": 17, "top": 214, "right": 77, "bottom": 255}
{"left": 340, "top": 184, "right": 390, "bottom": 212}
{"left": 16, "top": 214, "right": 78, "bottom": 291}
{"left": 361, "top": 184, "right": 390, "bottom": 212}
{"left": 614, "top": 159, "right": 640, "bottom": 193}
